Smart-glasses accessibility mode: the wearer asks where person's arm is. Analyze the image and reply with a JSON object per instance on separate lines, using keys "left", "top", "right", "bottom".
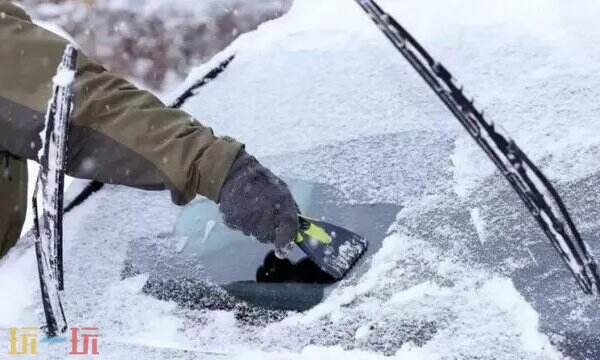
{"left": 0, "top": 1, "right": 299, "bottom": 249}
{"left": 0, "top": 0, "right": 241, "bottom": 204}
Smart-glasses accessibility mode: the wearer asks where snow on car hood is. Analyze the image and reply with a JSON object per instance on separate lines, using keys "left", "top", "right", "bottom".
{"left": 3, "top": 0, "right": 600, "bottom": 358}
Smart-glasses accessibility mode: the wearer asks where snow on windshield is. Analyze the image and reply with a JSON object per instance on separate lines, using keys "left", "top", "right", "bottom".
{"left": 3, "top": 0, "right": 600, "bottom": 358}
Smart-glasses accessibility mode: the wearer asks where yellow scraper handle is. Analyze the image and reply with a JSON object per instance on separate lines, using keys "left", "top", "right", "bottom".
{"left": 295, "top": 216, "right": 333, "bottom": 245}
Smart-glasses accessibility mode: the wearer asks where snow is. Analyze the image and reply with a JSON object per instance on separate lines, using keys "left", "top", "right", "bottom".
{"left": 355, "top": 324, "right": 372, "bottom": 341}
{"left": 0, "top": 178, "right": 98, "bottom": 335}
{"left": 387, "top": 281, "right": 446, "bottom": 305}
{"left": 470, "top": 207, "right": 487, "bottom": 245}
{"left": 262, "top": 232, "right": 562, "bottom": 358}
{"left": 4, "top": 0, "right": 600, "bottom": 358}
{"left": 101, "top": 0, "right": 288, "bottom": 19}
{"left": 52, "top": 68, "right": 76, "bottom": 88}
{"left": 0, "top": 247, "right": 38, "bottom": 326}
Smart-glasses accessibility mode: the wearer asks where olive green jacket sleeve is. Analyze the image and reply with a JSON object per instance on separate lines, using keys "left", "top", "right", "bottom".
{"left": 0, "top": 1, "right": 242, "bottom": 204}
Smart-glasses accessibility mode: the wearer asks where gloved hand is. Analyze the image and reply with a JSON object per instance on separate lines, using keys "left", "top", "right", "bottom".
{"left": 219, "top": 150, "right": 299, "bottom": 252}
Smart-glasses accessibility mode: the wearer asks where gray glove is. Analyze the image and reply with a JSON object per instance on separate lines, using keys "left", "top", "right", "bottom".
{"left": 219, "top": 150, "right": 299, "bottom": 250}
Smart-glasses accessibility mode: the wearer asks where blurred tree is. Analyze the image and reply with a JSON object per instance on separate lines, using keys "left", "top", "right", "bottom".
{"left": 19, "top": 0, "right": 291, "bottom": 90}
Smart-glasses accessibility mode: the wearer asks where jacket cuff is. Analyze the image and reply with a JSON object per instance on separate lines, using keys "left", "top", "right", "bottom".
{"left": 196, "top": 136, "right": 243, "bottom": 202}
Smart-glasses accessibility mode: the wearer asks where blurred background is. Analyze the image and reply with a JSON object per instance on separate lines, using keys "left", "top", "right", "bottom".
{"left": 18, "top": 0, "right": 292, "bottom": 90}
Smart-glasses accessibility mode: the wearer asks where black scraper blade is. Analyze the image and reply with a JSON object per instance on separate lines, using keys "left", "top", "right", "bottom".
{"left": 296, "top": 216, "right": 368, "bottom": 280}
